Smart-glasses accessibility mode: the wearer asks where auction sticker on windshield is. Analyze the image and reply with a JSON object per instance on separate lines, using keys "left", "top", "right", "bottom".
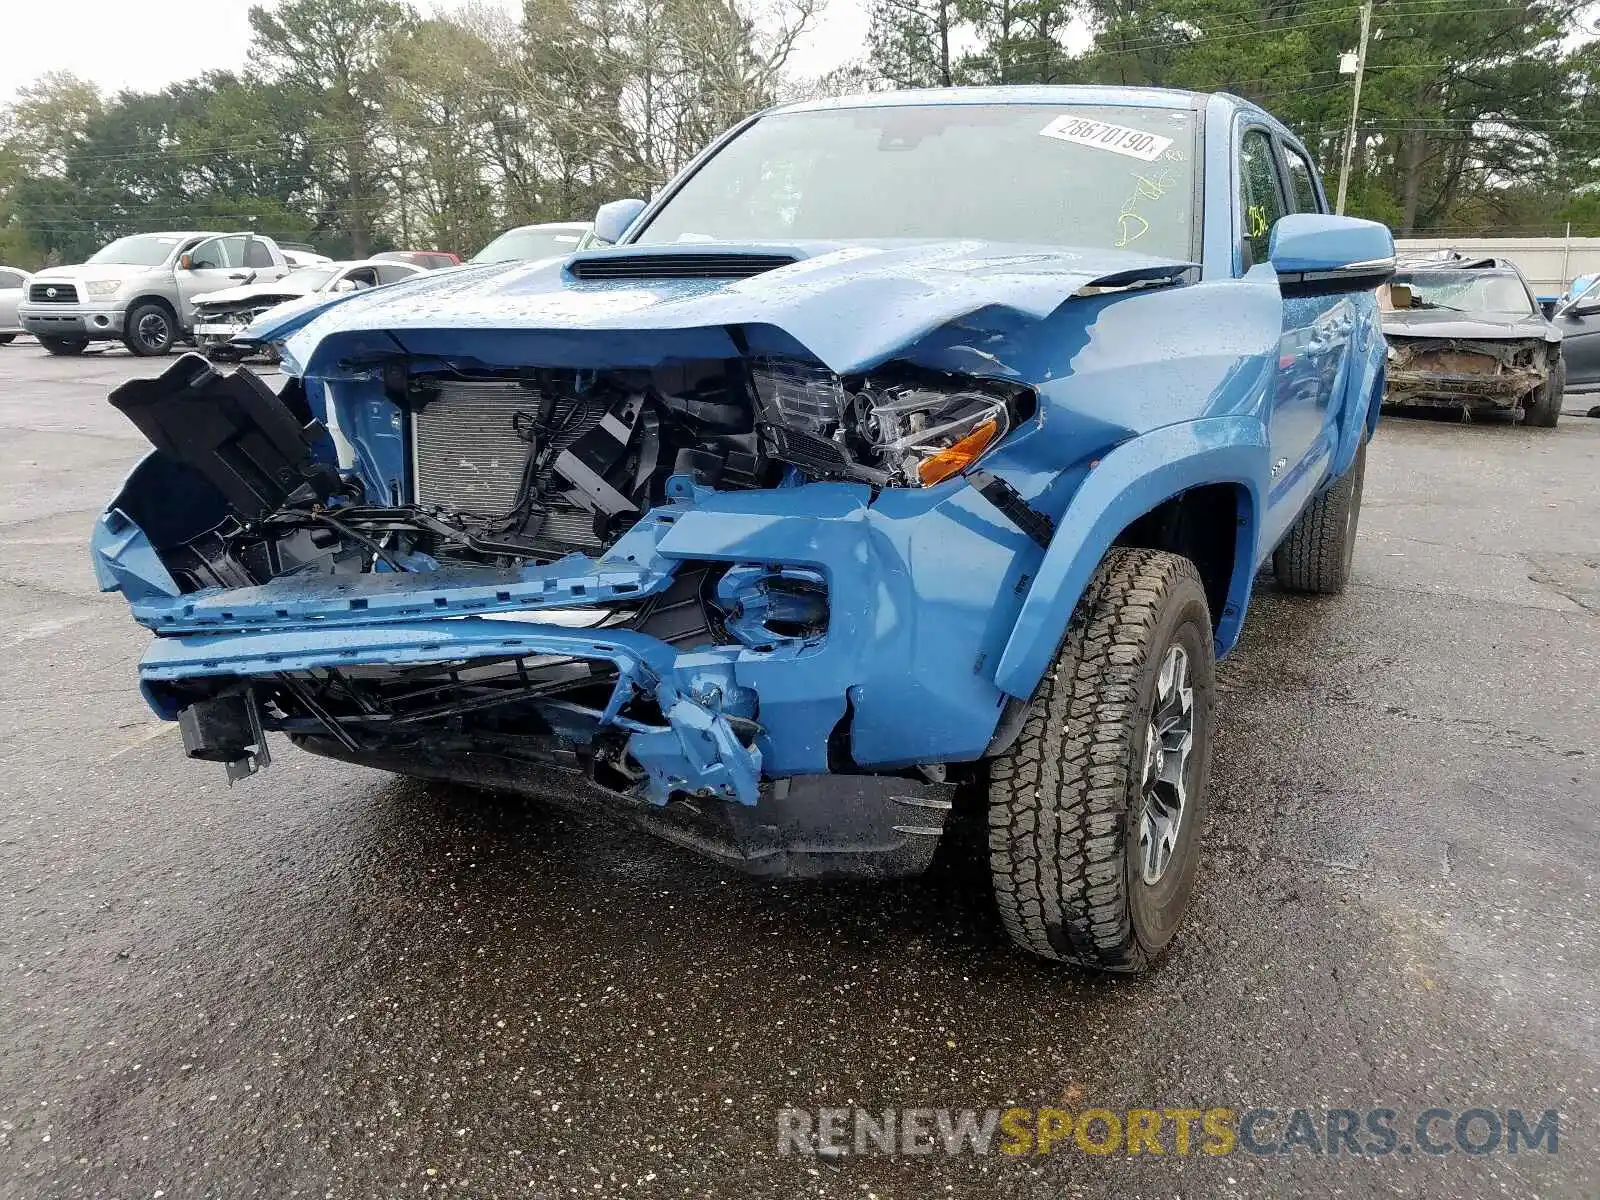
{"left": 1039, "top": 115, "right": 1174, "bottom": 162}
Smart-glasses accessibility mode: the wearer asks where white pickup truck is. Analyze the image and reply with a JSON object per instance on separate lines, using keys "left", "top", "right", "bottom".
{"left": 19, "top": 231, "right": 291, "bottom": 357}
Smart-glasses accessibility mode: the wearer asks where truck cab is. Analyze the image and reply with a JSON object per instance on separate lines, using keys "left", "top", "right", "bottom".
{"left": 19, "top": 231, "right": 290, "bottom": 357}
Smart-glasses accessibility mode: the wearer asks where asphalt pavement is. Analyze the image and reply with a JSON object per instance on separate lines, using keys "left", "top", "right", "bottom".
{"left": 1, "top": 342, "right": 1596, "bottom": 1199}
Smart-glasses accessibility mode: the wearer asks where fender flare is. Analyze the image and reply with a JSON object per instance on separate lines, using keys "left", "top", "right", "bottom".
{"left": 993, "top": 415, "right": 1269, "bottom": 699}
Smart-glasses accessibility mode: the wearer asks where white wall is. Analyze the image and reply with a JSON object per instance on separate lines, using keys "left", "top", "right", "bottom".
{"left": 1394, "top": 237, "right": 1600, "bottom": 298}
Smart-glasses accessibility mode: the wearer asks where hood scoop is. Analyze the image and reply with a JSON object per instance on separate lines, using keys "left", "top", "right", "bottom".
{"left": 567, "top": 251, "right": 798, "bottom": 281}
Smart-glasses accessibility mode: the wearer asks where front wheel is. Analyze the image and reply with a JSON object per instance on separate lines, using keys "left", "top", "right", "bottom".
{"left": 39, "top": 336, "right": 88, "bottom": 356}
{"left": 1524, "top": 357, "right": 1564, "bottom": 428}
{"left": 988, "top": 548, "right": 1215, "bottom": 972}
{"left": 123, "top": 301, "right": 176, "bottom": 356}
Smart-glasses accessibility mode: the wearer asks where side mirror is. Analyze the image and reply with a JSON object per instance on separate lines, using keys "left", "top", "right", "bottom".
{"left": 1269, "top": 213, "right": 1395, "bottom": 298}
{"left": 590, "top": 198, "right": 647, "bottom": 246}
{"left": 178, "top": 253, "right": 194, "bottom": 271}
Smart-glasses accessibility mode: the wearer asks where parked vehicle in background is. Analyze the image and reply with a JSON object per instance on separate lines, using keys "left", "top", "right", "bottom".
{"left": 1382, "top": 254, "right": 1564, "bottom": 426}
{"left": 94, "top": 87, "right": 1392, "bottom": 973}
{"left": 468, "top": 222, "right": 590, "bottom": 263}
{"left": 0, "top": 267, "right": 32, "bottom": 344}
{"left": 1561, "top": 273, "right": 1597, "bottom": 310}
{"left": 18, "top": 232, "right": 292, "bottom": 357}
{"left": 281, "top": 247, "right": 333, "bottom": 269}
{"left": 1552, "top": 275, "right": 1600, "bottom": 403}
{"left": 194, "top": 259, "right": 428, "bottom": 357}
{"left": 372, "top": 250, "right": 461, "bottom": 270}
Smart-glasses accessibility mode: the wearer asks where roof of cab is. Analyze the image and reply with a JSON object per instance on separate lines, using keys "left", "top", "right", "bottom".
{"left": 764, "top": 85, "right": 1296, "bottom": 143}
{"left": 144, "top": 231, "right": 227, "bottom": 238}
{"left": 769, "top": 84, "right": 1227, "bottom": 117}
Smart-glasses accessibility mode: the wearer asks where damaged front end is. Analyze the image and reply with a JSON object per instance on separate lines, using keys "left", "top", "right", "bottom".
{"left": 1385, "top": 336, "right": 1550, "bottom": 409}
{"left": 192, "top": 298, "right": 293, "bottom": 362}
{"left": 94, "top": 345, "right": 1052, "bottom": 878}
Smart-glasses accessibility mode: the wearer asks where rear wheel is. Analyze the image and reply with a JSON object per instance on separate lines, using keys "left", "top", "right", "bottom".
{"left": 1524, "top": 357, "right": 1564, "bottom": 428}
{"left": 988, "top": 548, "right": 1215, "bottom": 972}
{"left": 39, "top": 336, "right": 88, "bottom": 356}
{"left": 1273, "top": 440, "right": 1367, "bottom": 594}
{"left": 123, "top": 301, "right": 176, "bottom": 356}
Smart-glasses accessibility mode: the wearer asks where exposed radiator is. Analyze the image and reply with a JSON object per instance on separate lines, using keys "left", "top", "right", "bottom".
{"left": 411, "top": 379, "right": 609, "bottom": 557}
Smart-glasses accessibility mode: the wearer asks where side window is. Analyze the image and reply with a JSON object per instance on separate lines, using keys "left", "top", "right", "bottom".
{"left": 189, "top": 236, "right": 246, "bottom": 270}
{"left": 243, "top": 238, "right": 275, "bottom": 269}
{"left": 216, "top": 235, "right": 248, "bottom": 268}
{"left": 0, "top": 269, "right": 23, "bottom": 289}
{"left": 377, "top": 264, "right": 417, "bottom": 285}
{"left": 1238, "top": 129, "right": 1287, "bottom": 270}
{"left": 1282, "top": 146, "right": 1324, "bottom": 214}
{"left": 188, "top": 237, "right": 226, "bottom": 269}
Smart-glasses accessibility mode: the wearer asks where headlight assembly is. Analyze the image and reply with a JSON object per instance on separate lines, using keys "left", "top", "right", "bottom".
{"left": 853, "top": 385, "right": 1009, "bottom": 486}
{"left": 750, "top": 358, "right": 1026, "bottom": 488}
{"left": 85, "top": 279, "right": 123, "bottom": 298}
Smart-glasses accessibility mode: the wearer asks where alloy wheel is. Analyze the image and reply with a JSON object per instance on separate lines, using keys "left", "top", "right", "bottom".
{"left": 1137, "top": 644, "right": 1195, "bottom": 885}
{"left": 136, "top": 310, "right": 170, "bottom": 351}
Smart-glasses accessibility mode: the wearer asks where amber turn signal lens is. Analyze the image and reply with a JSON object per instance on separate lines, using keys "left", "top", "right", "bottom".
{"left": 916, "top": 419, "right": 1000, "bottom": 486}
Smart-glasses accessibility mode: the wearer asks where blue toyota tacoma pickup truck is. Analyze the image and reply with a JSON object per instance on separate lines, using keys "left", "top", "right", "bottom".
{"left": 93, "top": 87, "right": 1393, "bottom": 972}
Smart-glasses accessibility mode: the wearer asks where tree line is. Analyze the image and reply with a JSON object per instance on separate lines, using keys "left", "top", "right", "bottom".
{"left": 863, "top": 0, "right": 1600, "bottom": 237}
{"left": 0, "top": 0, "right": 817, "bottom": 265}
{"left": 0, "top": 0, "right": 1594, "bottom": 268}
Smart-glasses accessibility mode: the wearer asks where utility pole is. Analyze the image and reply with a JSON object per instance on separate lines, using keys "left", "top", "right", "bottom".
{"left": 1335, "top": 0, "right": 1374, "bottom": 215}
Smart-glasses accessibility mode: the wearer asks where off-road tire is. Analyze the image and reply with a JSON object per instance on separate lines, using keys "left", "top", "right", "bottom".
{"left": 1272, "top": 440, "right": 1367, "bottom": 594}
{"left": 988, "top": 548, "right": 1215, "bottom": 972}
{"left": 123, "top": 301, "right": 176, "bottom": 357}
{"left": 39, "top": 336, "right": 88, "bottom": 356}
{"left": 1524, "top": 356, "right": 1564, "bottom": 428}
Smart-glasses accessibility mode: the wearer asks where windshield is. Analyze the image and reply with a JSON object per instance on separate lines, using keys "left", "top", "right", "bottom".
{"left": 633, "top": 104, "right": 1199, "bottom": 259}
{"left": 470, "top": 228, "right": 586, "bottom": 263}
{"left": 1393, "top": 270, "right": 1534, "bottom": 316}
{"left": 87, "top": 234, "right": 186, "bottom": 266}
{"left": 279, "top": 266, "right": 337, "bottom": 291}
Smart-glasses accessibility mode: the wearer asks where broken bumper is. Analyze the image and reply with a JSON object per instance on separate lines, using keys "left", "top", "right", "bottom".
{"left": 98, "top": 474, "right": 1039, "bottom": 871}
{"left": 193, "top": 320, "right": 250, "bottom": 342}
{"left": 297, "top": 735, "right": 955, "bottom": 879}
{"left": 1384, "top": 338, "right": 1549, "bottom": 409}
{"left": 1385, "top": 367, "right": 1545, "bottom": 407}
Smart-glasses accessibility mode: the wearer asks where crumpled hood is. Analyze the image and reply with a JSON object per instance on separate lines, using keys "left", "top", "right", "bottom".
{"left": 195, "top": 279, "right": 314, "bottom": 309}
{"left": 275, "top": 240, "right": 1194, "bottom": 376}
{"left": 1383, "top": 308, "right": 1558, "bottom": 343}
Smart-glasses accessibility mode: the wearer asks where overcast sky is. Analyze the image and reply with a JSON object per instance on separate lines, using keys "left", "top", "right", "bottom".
{"left": 0, "top": 0, "right": 870, "bottom": 105}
